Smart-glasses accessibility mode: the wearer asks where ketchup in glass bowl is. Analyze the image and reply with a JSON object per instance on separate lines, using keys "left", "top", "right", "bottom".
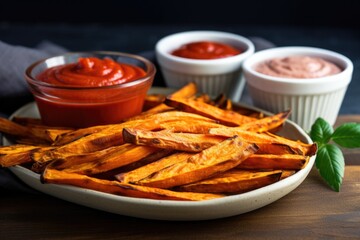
{"left": 25, "top": 52, "right": 155, "bottom": 128}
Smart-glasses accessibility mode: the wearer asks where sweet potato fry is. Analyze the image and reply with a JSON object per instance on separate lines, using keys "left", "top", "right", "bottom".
{"left": 280, "top": 170, "right": 296, "bottom": 180}
{"left": 0, "top": 117, "right": 52, "bottom": 144}
{"left": 165, "top": 97, "right": 257, "bottom": 126}
{"left": 8, "top": 117, "right": 73, "bottom": 143}
{"left": 42, "top": 168, "right": 223, "bottom": 201}
{"left": 193, "top": 94, "right": 213, "bottom": 104}
{"left": 237, "top": 154, "right": 309, "bottom": 170}
{"left": 0, "top": 145, "right": 44, "bottom": 167}
{"left": 61, "top": 144, "right": 160, "bottom": 175}
{"left": 159, "top": 119, "right": 223, "bottom": 134}
{"left": 136, "top": 136, "right": 259, "bottom": 189}
{"left": 11, "top": 116, "right": 74, "bottom": 132}
{"left": 209, "top": 127, "right": 317, "bottom": 156}
{"left": 143, "top": 94, "right": 166, "bottom": 111}
{"left": 213, "top": 94, "right": 233, "bottom": 110}
{"left": 254, "top": 142, "right": 308, "bottom": 155}
{"left": 46, "top": 145, "right": 128, "bottom": 171}
{"left": 11, "top": 116, "right": 44, "bottom": 126}
{"left": 98, "top": 149, "right": 174, "bottom": 179}
{"left": 231, "top": 104, "right": 263, "bottom": 118}
{"left": 265, "top": 131, "right": 317, "bottom": 156}
{"left": 176, "top": 169, "right": 282, "bottom": 194}
{"left": 123, "top": 128, "right": 226, "bottom": 152}
{"left": 213, "top": 93, "right": 227, "bottom": 107}
{"left": 128, "top": 82, "right": 198, "bottom": 120}
{"left": 168, "top": 82, "right": 198, "bottom": 99}
{"left": 52, "top": 125, "right": 113, "bottom": 146}
{"left": 117, "top": 152, "right": 194, "bottom": 183}
{"left": 46, "top": 129, "right": 75, "bottom": 142}
{"left": 239, "top": 110, "right": 291, "bottom": 133}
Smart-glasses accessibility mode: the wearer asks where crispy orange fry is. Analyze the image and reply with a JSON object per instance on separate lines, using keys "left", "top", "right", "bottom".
{"left": 237, "top": 154, "right": 309, "bottom": 170}
{"left": 232, "top": 105, "right": 263, "bottom": 118}
{"left": 11, "top": 117, "right": 44, "bottom": 126}
{"left": 159, "top": 119, "right": 223, "bottom": 134}
{"left": 280, "top": 170, "right": 296, "bottom": 180}
{"left": 53, "top": 125, "right": 111, "bottom": 146}
{"left": 168, "top": 82, "right": 198, "bottom": 99}
{"left": 143, "top": 93, "right": 166, "bottom": 111}
{"left": 239, "top": 110, "right": 291, "bottom": 133}
{"left": 177, "top": 169, "right": 282, "bottom": 194}
{"left": 42, "top": 168, "right": 223, "bottom": 201}
{"left": 165, "top": 97, "right": 257, "bottom": 127}
{"left": 0, "top": 117, "right": 52, "bottom": 144}
{"left": 61, "top": 144, "right": 160, "bottom": 175}
{"left": 253, "top": 143, "right": 305, "bottom": 155}
{"left": 0, "top": 145, "right": 43, "bottom": 167}
{"left": 117, "top": 152, "right": 194, "bottom": 183}
{"left": 10, "top": 116, "right": 73, "bottom": 141}
{"left": 193, "top": 94, "right": 213, "bottom": 104}
{"left": 123, "top": 128, "right": 226, "bottom": 152}
{"left": 129, "top": 82, "right": 198, "bottom": 120}
{"left": 46, "top": 145, "right": 127, "bottom": 170}
{"left": 209, "top": 127, "right": 317, "bottom": 156}
{"left": 101, "top": 149, "right": 174, "bottom": 178}
{"left": 46, "top": 129, "right": 75, "bottom": 142}
{"left": 136, "top": 136, "right": 258, "bottom": 189}
{"left": 213, "top": 94, "right": 227, "bottom": 107}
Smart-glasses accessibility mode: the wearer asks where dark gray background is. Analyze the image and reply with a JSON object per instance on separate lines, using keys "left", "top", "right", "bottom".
{"left": 0, "top": 0, "right": 359, "bottom": 115}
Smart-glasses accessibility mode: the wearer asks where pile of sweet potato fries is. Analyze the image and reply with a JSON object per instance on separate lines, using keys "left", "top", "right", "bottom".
{"left": 0, "top": 83, "right": 317, "bottom": 201}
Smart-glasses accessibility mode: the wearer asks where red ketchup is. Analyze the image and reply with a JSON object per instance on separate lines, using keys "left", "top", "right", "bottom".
{"left": 38, "top": 57, "right": 146, "bottom": 86}
{"left": 171, "top": 41, "right": 242, "bottom": 59}
{"left": 35, "top": 57, "right": 149, "bottom": 128}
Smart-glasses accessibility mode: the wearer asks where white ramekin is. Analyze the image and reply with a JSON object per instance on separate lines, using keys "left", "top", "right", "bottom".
{"left": 243, "top": 46, "right": 353, "bottom": 131}
{"left": 155, "top": 31, "right": 255, "bottom": 100}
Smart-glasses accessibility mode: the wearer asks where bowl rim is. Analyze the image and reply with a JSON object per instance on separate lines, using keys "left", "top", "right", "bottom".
{"left": 243, "top": 46, "right": 353, "bottom": 85}
{"left": 25, "top": 51, "right": 156, "bottom": 90}
{"left": 155, "top": 30, "right": 255, "bottom": 66}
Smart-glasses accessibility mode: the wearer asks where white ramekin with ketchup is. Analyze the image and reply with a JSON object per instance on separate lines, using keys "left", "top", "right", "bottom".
{"left": 155, "top": 31, "right": 254, "bottom": 101}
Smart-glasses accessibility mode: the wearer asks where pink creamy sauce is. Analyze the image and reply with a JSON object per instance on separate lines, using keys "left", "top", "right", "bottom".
{"left": 255, "top": 56, "right": 342, "bottom": 78}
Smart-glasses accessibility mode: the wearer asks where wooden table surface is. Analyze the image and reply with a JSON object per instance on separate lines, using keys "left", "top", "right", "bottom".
{"left": 1, "top": 115, "right": 359, "bottom": 240}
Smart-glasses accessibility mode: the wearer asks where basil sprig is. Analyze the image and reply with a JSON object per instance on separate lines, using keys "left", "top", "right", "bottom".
{"left": 310, "top": 118, "right": 360, "bottom": 191}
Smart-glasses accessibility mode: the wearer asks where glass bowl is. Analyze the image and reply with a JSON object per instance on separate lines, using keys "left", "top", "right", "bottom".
{"left": 25, "top": 51, "right": 155, "bottom": 128}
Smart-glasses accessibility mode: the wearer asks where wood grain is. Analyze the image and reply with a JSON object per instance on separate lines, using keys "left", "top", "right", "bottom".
{"left": 0, "top": 115, "right": 359, "bottom": 240}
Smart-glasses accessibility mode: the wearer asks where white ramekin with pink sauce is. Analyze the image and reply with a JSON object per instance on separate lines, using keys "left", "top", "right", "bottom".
{"left": 243, "top": 46, "right": 353, "bottom": 131}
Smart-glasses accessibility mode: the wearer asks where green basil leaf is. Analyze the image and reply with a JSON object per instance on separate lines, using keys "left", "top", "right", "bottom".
{"left": 310, "top": 118, "right": 333, "bottom": 146}
{"left": 315, "top": 144, "right": 344, "bottom": 192}
{"left": 332, "top": 122, "right": 360, "bottom": 148}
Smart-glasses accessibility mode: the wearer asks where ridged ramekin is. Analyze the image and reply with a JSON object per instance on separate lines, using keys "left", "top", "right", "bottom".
{"left": 155, "top": 31, "right": 254, "bottom": 100}
{"left": 243, "top": 46, "right": 353, "bottom": 131}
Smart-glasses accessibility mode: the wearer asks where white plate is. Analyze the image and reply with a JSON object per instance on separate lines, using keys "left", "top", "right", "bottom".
{"left": 4, "top": 88, "right": 315, "bottom": 221}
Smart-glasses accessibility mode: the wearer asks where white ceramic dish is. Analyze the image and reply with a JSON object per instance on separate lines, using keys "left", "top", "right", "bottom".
{"left": 156, "top": 31, "right": 255, "bottom": 101}
{"left": 243, "top": 46, "right": 353, "bottom": 131}
{"left": 4, "top": 88, "right": 315, "bottom": 221}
